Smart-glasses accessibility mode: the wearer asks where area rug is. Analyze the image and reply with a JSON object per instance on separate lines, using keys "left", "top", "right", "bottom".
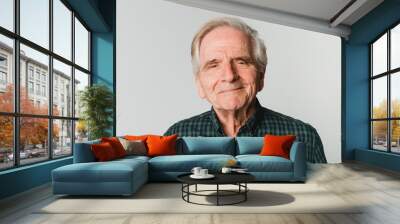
{"left": 37, "top": 183, "right": 362, "bottom": 214}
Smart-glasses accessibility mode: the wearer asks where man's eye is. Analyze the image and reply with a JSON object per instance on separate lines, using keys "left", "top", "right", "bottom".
{"left": 237, "top": 60, "right": 248, "bottom": 65}
{"left": 208, "top": 64, "right": 218, "bottom": 68}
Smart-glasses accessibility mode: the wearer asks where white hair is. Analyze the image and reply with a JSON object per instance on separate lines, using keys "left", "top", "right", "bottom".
{"left": 191, "top": 17, "right": 267, "bottom": 76}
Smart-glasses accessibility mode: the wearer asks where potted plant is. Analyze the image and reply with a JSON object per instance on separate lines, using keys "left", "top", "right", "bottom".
{"left": 79, "top": 84, "right": 114, "bottom": 140}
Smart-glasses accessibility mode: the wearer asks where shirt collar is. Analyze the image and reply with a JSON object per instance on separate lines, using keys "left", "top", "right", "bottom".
{"left": 209, "top": 98, "right": 263, "bottom": 136}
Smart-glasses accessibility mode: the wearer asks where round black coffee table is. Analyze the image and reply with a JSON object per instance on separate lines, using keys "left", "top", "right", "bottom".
{"left": 177, "top": 173, "right": 255, "bottom": 206}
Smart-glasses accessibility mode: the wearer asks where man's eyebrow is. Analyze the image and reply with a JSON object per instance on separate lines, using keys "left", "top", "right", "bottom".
{"left": 233, "top": 56, "right": 253, "bottom": 61}
{"left": 202, "top": 59, "right": 219, "bottom": 68}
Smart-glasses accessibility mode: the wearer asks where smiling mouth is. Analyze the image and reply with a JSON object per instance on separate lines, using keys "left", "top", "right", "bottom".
{"left": 219, "top": 87, "right": 244, "bottom": 94}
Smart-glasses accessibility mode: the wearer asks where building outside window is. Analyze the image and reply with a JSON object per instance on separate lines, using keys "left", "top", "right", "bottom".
{"left": 0, "top": 0, "right": 91, "bottom": 170}
{"left": 28, "top": 81, "right": 34, "bottom": 94}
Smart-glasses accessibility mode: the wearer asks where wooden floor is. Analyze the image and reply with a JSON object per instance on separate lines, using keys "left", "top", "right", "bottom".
{"left": 1, "top": 162, "right": 400, "bottom": 224}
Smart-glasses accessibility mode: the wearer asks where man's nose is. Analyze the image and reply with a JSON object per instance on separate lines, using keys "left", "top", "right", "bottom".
{"left": 221, "top": 62, "right": 238, "bottom": 82}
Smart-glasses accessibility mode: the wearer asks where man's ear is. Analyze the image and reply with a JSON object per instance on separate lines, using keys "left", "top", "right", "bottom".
{"left": 195, "top": 75, "right": 206, "bottom": 99}
{"left": 257, "top": 72, "right": 265, "bottom": 92}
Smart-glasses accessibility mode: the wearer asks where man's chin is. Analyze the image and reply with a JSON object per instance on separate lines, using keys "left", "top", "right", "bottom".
{"left": 213, "top": 100, "right": 247, "bottom": 111}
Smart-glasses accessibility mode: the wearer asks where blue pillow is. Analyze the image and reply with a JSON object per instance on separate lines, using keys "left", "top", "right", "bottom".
{"left": 177, "top": 137, "right": 235, "bottom": 155}
{"left": 235, "top": 137, "right": 264, "bottom": 155}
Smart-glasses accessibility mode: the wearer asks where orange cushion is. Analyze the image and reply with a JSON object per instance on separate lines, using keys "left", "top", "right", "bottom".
{"left": 146, "top": 134, "right": 178, "bottom": 157}
{"left": 91, "top": 142, "right": 118, "bottom": 161}
{"left": 259, "top": 135, "right": 296, "bottom": 159}
{"left": 124, "top": 135, "right": 150, "bottom": 141}
{"left": 101, "top": 137, "right": 127, "bottom": 158}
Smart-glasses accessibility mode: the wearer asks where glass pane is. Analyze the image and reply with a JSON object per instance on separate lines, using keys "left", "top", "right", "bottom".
{"left": 53, "top": 119, "right": 72, "bottom": 157}
{"left": 0, "top": 116, "right": 13, "bottom": 170}
{"left": 372, "top": 33, "right": 387, "bottom": 76}
{"left": 392, "top": 72, "right": 400, "bottom": 118}
{"left": 74, "top": 69, "right": 89, "bottom": 118}
{"left": 391, "top": 24, "right": 400, "bottom": 70}
{"left": 391, "top": 120, "right": 400, "bottom": 153}
{"left": 20, "top": 44, "right": 49, "bottom": 115}
{"left": 372, "top": 77, "right": 387, "bottom": 119}
{"left": 372, "top": 121, "right": 388, "bottom": 151}
{"left": 75, "top": 120, "right": 88, "bottom": 143}
{"left": 20, "top": 0, "right": 49, "bottom": 49}
{"left": 75, "top": 17, "right": 89, "bottom": 69}
{"left": 0, "top": 34, "right": 14, "bottom": 112}
{"left": 53, "top": 0, "right": 72, "bottom": 60}
{"left": 0, "top": 0, "right": 13, "bottom": 31}
{"left": 53, "top": 59, "right": 72, "bottom": 117}
{"left": 20, "top": 117, "right": 49, "bottom": 165}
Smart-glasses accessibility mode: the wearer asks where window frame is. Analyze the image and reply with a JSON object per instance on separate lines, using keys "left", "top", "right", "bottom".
{"left": 0, "top": 0, "right": 92, "bottom": 171}
{"left": 370, "top": 20, "right": 400, "bottom": 154}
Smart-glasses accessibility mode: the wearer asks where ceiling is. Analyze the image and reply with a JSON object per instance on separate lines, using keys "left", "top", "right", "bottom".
{"left": 166, "top": 0, "right": 384, "bottom": 38}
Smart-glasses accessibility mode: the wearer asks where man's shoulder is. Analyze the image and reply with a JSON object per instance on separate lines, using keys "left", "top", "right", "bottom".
{"left": 258, "top": 107, "right": 317, "bottom": 133}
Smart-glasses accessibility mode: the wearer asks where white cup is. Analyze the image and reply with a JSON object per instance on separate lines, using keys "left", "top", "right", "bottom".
{"left": 191, "top": 167, "right": 202, "bottom": 176}
{"left": 200, "top": 169, "right": 208, "bottom": 176}
{"left": 221, "top": 167, "right": 232, "bottom": 174}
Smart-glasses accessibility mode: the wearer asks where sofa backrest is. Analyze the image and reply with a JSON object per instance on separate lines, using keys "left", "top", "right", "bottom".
{"left": 73, "top": 139, "right": 100, "bottom": 163}
{"left": 235, "top": 137, "right": 264, "bottom": 155}
{"left": 176, "top": 137, "right": 236, "bottom": 155}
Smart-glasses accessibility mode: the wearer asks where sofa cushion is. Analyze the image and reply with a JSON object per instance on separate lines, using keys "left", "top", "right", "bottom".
{"left": 147, "top": 135, "right": 178, "bottom": 157}
{"left": 177, "top": 137, "right": 235, "bottom": 155}
{"left": 148, "top": 154, "right": 235, "bottom": 172}
{"left": 236, "top": 155, "right": 293, "bottom": 172}
{"left": 235, "top": 137, "right": 264, "bottom": 155}
{"left": 101, "top": 137, "right": 127, "bottom": 158}
{"left": 53, "top": 158, "right": 148, "bottom": 183}
{"left": 74, "top": 139, "right": 100, "bottom": 163}
{"left": 259, "top": 135, "right": 296, "bottom": 159}
{"left": 91, "top": 142, "right": 118, "bottom": 161}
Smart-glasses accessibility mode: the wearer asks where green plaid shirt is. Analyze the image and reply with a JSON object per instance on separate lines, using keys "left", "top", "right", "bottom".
{"left": 164, "top": 99, "right": 327, "bottom": 163}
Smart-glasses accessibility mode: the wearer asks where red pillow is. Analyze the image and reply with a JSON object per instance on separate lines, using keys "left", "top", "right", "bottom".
{"left": 259, "top": 135, "right": 296, "bottom": 159}
{"left": 91, "top": 142, "right": 118, "bottom": 161}
{"left": 101, "top": 137, "right": 127, "bottom": 158}
{"left": 146, "top": 134, "right": 178, "bottom": 157}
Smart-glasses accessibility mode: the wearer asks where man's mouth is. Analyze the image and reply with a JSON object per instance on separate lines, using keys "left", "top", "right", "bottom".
{"left": 219, "top": 87, "right": 244, "bottom": 94}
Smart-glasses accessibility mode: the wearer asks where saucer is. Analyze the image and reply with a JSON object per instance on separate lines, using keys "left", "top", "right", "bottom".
{"left": 190, "top": 174, "right": 215, "bottom": 179}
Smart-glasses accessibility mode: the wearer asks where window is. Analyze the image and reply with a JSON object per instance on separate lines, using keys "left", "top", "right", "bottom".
{"left": 0, "top": 71, "right": 6, "bottom": 84}
{"left": 371, "top": 23, "right": 400, "bottom": 154}
{"left": 42, "top": 85, "right": 46, "bottom": 97}
{"left": 29, "top": 67, "right": 34, "bottom": 80}
{"left": 0, "top": 0, "right": 13, "bottom": 32}
{"left": 0, "top": 55, "right": 7, "bottom": 67}
{"left": 35, "top": 83, "right": 40, "bottom": 95}
{"left": 0, "top": 54, "right": 7, "bottom": 88}
{"left": 0, "top": 0, "right": 91, "bottom": 170}
{"left": 28, "top": 81, "right": 34, "bottom": 94}
{"left": 75, "top": 17, "right": 89, "bottom": 69}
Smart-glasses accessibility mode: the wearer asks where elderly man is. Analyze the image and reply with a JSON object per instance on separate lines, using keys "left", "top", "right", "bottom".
{"left": 164, "top": 17, "right": 326, "bottom": 163}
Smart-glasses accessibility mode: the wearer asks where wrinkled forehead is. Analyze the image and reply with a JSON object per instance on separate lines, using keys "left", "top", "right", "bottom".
{"left": 199, "top": 26, "right": 252, "bottom": 62}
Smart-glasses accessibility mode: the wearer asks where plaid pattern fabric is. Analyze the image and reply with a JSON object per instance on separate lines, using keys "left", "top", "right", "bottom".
{"left": 164, "top": 99, "right": 327, "bottom": 163}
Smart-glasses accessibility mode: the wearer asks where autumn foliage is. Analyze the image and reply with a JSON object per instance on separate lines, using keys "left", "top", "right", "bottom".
{"left": 0, "top": 84, "right": 59, "bottom": 150}
{"left": 372, "top": 99, "right": 400, "bottom": 142}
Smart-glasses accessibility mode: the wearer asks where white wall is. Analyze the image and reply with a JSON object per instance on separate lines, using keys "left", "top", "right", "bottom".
{"left": 116, "top": 0, "right": 342, "bottom": 163}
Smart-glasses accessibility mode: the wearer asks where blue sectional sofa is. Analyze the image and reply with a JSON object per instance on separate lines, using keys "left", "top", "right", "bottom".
{"left": 52, "top": 137, "right": 306, "bottom": 196}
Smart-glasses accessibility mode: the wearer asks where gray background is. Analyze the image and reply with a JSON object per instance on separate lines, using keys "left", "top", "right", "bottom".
{"left": 116, "top": 0, "right": 341, "bottom": 163}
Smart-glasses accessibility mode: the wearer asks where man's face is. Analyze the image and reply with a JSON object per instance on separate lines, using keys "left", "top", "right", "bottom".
{"left": 196, "top": 26, "right": 264, "bottom": 111}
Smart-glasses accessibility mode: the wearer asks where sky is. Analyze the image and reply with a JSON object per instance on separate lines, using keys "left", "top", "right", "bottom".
{"left": 0, "top": 0, "right": 89, "bottom": 72}
{"left": 373, "top": 29, "right": 400, "bottom": 110}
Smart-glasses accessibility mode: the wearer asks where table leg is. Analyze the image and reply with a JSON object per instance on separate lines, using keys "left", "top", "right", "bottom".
{"left": 217, "top": 184, "right": 219, "bottom": 206}
{"left": 245, "top": 183, "right": 247, "bottom": 201}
